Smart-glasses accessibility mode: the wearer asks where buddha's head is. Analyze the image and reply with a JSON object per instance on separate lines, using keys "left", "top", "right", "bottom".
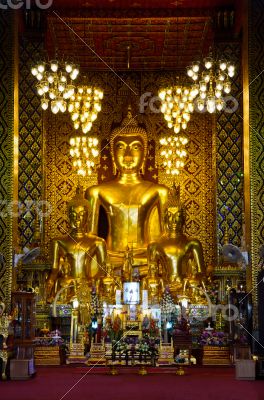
{"left": 110, "top": 106, "right": 148, "bottom": 174}
{"left": 164, "top": 184, "right": 185, "bottom": 233}
{"left": 68, "top": 186, "right": 90, "bottom": 232}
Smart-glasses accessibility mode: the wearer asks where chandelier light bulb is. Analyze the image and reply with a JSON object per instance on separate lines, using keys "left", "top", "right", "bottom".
{"left": 187, "top": 66, "right": 193, "bottom": 78}
{"left": 50, "top": 60, "right": 58, "bottom": 72}
{"left": 59, "top": 99, "right": 67, "bottom": 113}
{"left": 47, "top": 73, "right": 54, "bottom": 84}
{"left": 37, "top": 62, "right": 45, "bottom": 73}
{"left": 41, "top": 98, "right": 49, "bottom": 110}
{"left": 207, "top": 96, "right": 216, "bottom": 113}
{"left": 199, "top": 80, "right": 207, "bottom": 92}
{"left": 215, "top": 80, "right": 223, "bottom": 90}
{"left": 65, "top": 62, "right": 73, "bottom": 73}
{"left": 218, "top": 71, "right": 226, "bottom": 81}
{"left": 58, "top": 82, "right": 66, "bottom": 92}
{"left": 31, "top": 66, "right": 38, "bottom": 76}
{"left": 204, "top": 56, "right": 213, "bottom": 69}
{"left": 197, "top": 98, "right": 205, "bottom": 111}
{"left": 227, "top": 62, "right": 235, "bottom": 73}
{"left": 219, "top": 59, "right": 227, "bottom": 70}
{"left": 215, "top": 90, "right": 222, "bottom": 98}
{"left": 37, "top": 84, "right": 44, "bottom": 96}
{"left": 174, "top": 125, "right": 181, "bottom": 134}
{"left": 216, "top": 98, "right": 225, "bottom": 111}
{"left": 192, "top": 61, "right": 200, "bottom": 73}
{"left": 72, "top": 112, "right": 80, "bottom": 122}
{"left": 36, "top": 72, "right": 43, "bottom": 81}
{"left": 223, "top": 81, "right": 231, "bottom": 93}
{"left": 158, "top": 91, "right": 166, "bottom": 100}
{"left": 227, "top": 69, "right": 235, "bottom": 78}
{"left": 51, "top": 100, "right": 59, "bottom": 114}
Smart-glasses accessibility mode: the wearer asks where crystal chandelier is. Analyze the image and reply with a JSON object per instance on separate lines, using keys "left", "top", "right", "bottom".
{"left": 158, "top": 85, "right": 199, "bottom": 133}
{"left": 186, "top": 52, "right": 235, "bottom": 113}
{"left": 31, "top": 60, "right": 79, "bottom": 113}
{"left": 68, "top": 86, "right": 104, "bottom": 134}
{"left": 159, "top": 134, "right": 188, "bottom": 175}
{"left": 69, "top": 136, "right": 99, "bottom": 176}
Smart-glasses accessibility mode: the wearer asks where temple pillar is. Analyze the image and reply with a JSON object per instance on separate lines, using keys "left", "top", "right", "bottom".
{"left": 248, "top": 0, "right": 264, "bottom": 328}
{"left": 0, "top": 11, "right": 19, "bottom": 309}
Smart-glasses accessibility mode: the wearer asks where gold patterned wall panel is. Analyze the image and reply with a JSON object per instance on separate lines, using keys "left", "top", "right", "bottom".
{"left": 215, "top": 41, "right": 243, "bottom": 253}
{"left": 248, "top": 0, "right": 264, "bottom": 319}
{"left": 19, "top": 38, "right": 44, "bottom": 248}
{"left": 43, "top": 72, "right": 216, "bottom": 268}
{"left": 0, "top": 12, "right": 16, "bottom": 307}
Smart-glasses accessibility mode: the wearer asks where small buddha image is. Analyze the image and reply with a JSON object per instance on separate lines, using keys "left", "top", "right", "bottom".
{"left": 142, "top": 263, "right": 164, "bottom": 304}
{"left": 101, "top": 263, "right": 122, "bottom": 304}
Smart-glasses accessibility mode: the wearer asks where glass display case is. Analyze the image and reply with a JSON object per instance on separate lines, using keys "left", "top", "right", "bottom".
{"left": 12, "top": 292, "right": 36, "bottom": 344}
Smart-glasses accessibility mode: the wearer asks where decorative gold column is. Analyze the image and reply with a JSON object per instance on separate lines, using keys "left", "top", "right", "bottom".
{"left": 0, "top": 11, "right": 19, "bottom": 309}
{"left": 248, "top": 0, "right": 264, "bottom": 326}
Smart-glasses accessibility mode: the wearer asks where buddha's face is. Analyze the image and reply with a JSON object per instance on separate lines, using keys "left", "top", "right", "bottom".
{"left": 113, "top": 135, "right": 145, "bottom": 173}
{"left": 165, "top": 207, "right": 185, "bottom": 232}
{"left": 68, "top": 205, "right": 88, "bottom": 230}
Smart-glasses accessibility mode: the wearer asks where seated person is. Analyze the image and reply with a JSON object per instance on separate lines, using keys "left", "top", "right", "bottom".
{"left": 46, "top": 186, "right": 107, "bottom": 303}
{"left": 147, "top": 184, "right": 205, "bottom": 294}
{"left": 85, "top": 106, "right": 168, "bottom": 273}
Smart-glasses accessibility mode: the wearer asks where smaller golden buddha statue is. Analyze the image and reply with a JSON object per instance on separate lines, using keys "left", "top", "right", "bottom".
{"left": 142, "top": 262, "right": 164, "bottom": 304}
{"left": 122, "top": 245, "right": 134, "bottom": 281}
{"left": 46, "top": 186, "right": 107, "bottom": 303}
{"left": 147, "top": 184, "right": 206, "bottom": 295}
{"left": 100, "top": 263, "right": 122, "bottom": 304}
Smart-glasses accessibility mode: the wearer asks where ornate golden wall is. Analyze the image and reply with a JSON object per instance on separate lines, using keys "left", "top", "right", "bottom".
{"left": 0, "top": 12, "right": 17, "bottom": 307}
{"left": 216, "top": 41, "right": 243, "bottom": 251}
{"left": 43, "top": 72, "right": 216, "bottom": 268}
{"left": 18, "top": 37, "right": 44, "bottom": 248}
{"left": 249, "top": 0, "right": 264, "bottom": 319}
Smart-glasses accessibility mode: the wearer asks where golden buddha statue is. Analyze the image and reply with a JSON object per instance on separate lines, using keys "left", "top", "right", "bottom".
{"left": 85, "top": 106, "right": 168, "bottom": 272}
{"left": 147, "top": 184, "right": 205, "bottom": 294}
{"left": 46, "top": 186, "right": 107, "bottom": 303}
{"left": 100, "top": 263, "right": 121, "bottom": 304}
{"left": 142, "top": 262, "right": 164, "bottom": 304}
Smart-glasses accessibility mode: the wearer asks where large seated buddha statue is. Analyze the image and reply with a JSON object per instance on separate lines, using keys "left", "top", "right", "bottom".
{"left": 85, "top": 106, "right": 168, "bottom": 272}
{"left": 46, "top": 186, "right": 107, "bottom": 303}
{"left": 147, "top": 184, "right": 206, "bottom": 295}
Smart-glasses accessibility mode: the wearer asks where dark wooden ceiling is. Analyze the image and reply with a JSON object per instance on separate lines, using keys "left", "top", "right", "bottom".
{"left": 42, "top": 0, "right": 240, "bottom": 72}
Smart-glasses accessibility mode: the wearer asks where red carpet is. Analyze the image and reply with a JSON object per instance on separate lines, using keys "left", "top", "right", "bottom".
{"left": 1, "top": 366, "right": 263, "bottom": 400}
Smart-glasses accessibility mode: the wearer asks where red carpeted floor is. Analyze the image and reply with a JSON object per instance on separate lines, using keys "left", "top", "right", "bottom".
{"left": 1, "top": 366, "right": 264, "bottom": 400}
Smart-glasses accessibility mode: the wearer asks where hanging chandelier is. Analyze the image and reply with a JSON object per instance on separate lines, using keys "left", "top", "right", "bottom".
{"left": 158, "top": 85, "right": 199, "bottom": 133}
{"left": 69, "top": 136, "right": 100, "bottom": 176}
{"left": 186, "top": 52, "right": 235, "bottom": 113}
{"left": 159, "top": 134, "right": 188, "bottom": 176}
{"left": 68, "top": 86, "right": 104, "bottom": 134}
{"left": 31, "top": 60, "right": 79, "bottom": 113}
